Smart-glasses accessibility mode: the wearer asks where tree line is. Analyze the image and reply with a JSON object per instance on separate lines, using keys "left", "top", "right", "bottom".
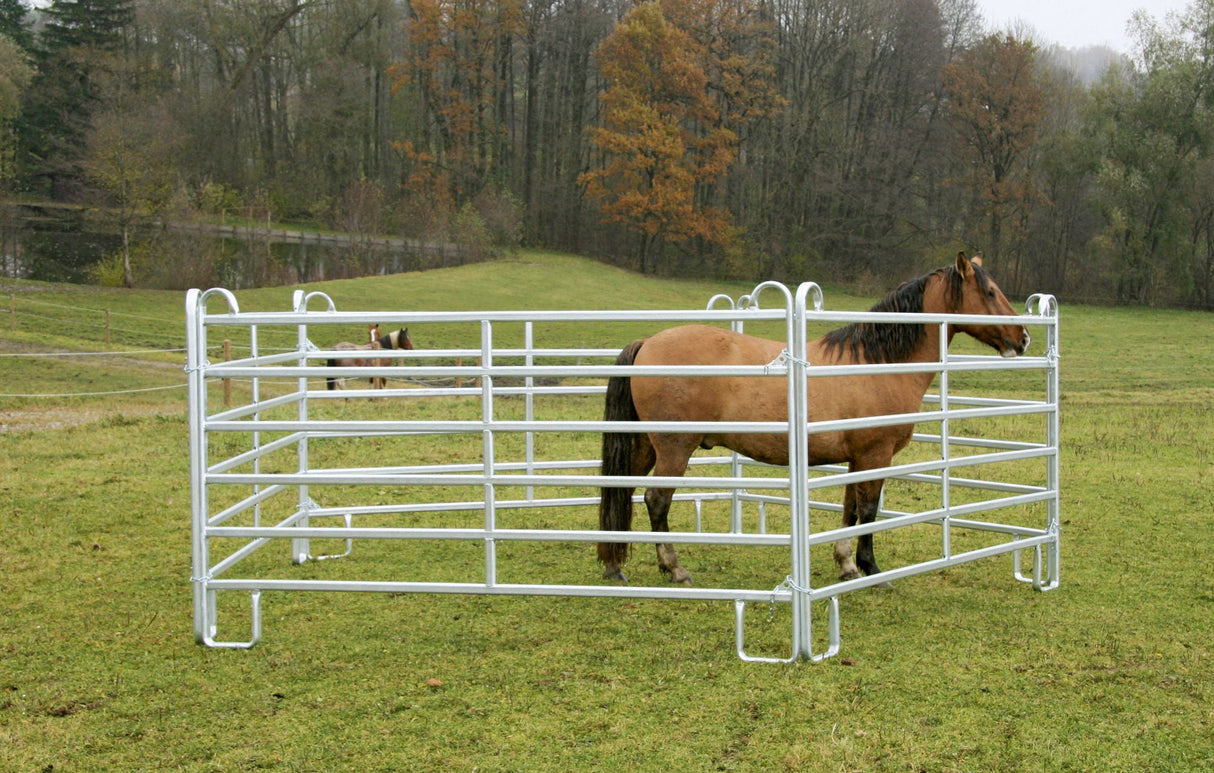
{"left": 1, "top": 0, "right": 1212, "bottom": 308}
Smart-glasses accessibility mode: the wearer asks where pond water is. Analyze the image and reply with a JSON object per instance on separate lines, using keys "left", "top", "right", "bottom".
{"left": 1, "top": 205, "right": 471, "bottom": 288}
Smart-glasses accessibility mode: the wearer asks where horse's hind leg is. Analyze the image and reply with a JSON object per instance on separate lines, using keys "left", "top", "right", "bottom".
{"left": 645, "top": 436, "right": 698, "bottom": 586}
{"left": 643, "top": 486, "right": 691, "bottom": 585}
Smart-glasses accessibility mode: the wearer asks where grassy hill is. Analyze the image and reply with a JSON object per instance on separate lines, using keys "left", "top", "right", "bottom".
{"left": 1, "top": 252, "right": 1212, "bottom": 771}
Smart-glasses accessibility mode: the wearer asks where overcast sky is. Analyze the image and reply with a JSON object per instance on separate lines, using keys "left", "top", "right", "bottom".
{"left": 974, "top": 0, "right": 1193, "bottom": 52}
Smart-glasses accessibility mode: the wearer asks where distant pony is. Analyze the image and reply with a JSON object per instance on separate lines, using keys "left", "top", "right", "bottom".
{"left": 326, "top": 325, "right": 414, "bottom": 390}
{"left": 368, "top": 327, "right": 415, "bottom": 389}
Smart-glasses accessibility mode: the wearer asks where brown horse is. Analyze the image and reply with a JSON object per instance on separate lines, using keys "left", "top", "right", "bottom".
{"left": 597, "top": 253, "right": 1030, "bottom": 586}
{"left": 326, "top": 325, "right": 413, "bottom": 390}
{"left": 372, "top": 327, "right": 414, "bottom": 388}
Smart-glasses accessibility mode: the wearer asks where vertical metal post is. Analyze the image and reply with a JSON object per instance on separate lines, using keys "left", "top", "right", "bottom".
{"left": 481, "top": 319, "right": 497, "bottom": 587}
{"left": 292, "top": 290, "right": 311, "bottom": 564}
{"left": 938, "top": 322, "right": 952, "bottom": 559}
{"left": 1012, "top": 296, "right": 1061, "bottom": 590}
{"left": 790, "top": 282, "right": 821, "bottom": 659}
{"left": 1041, "top": 299, "right": 1062, "bottom": 589}
{"left": 251, "top": 325, "right": 261, "bottom": 528}
{"left": 524, "top": 321, "right": 535, "bottom": 504}
{"left": 729, "top": 308, "right": 744, "bottom": 534}
{"left": 721, "top": 295, "right": 744, "bottom": 533}
{"left": 187, "top": 288, "right": 243, "bottom": 644}
{"left": 794, "top": 282, "right": 839, "bottom": 661}
{"left": 789, "top": 292, "right": 811, "bottom": 660}
{"left": 185, "top": 289, "right": 209, "bottom": 643}
{"left": 735, "top": 281, "right": 809, "bottom": 663}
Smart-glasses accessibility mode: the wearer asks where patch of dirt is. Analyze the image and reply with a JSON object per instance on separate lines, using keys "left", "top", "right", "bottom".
{"left": 1, "top": 342, "right": 185, "bottom": 432}
{"left": 0, "top": 406, "right": 178, "bottom": 433}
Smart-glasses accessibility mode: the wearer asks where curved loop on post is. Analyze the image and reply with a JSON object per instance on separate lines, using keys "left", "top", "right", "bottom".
{"left": 1025, "top": 293, "right": 1058, "bottom": 318}
{"left": 795, "top": 281, "right": 824, "bottom": 313}
{"left": 295, "top": 290, "right": 338, "bottom": 313}
{"left": 706, "top": 293, "right": 737, "bottom": 310}
{"left": 194, "top": 287, "right": 241, "bottom": 316}
{"left": 741, "top": 280, "right": 794, "bottom": 313}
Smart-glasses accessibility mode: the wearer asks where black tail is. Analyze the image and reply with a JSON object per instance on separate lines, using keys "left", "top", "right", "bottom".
{"left": 598, "top": 340, "right": 644, "bottom": 568}
{"left": 326, "top": 358, "right": 338, "bottom": 389}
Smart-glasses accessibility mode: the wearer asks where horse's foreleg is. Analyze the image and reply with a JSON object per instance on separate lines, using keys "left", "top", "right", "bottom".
{"left": 833, "top": 484, "right": 861, "bottom": 580}
{"left": 853, "top": 480, "right": 885, "bottom": 578}
{"left": 833, "top": 475, "right": 890, "bottom": 584}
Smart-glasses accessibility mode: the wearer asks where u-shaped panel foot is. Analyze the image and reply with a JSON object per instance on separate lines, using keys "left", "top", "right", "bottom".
{"left": 202, "top": 590, "right": 262, "bottom": 649}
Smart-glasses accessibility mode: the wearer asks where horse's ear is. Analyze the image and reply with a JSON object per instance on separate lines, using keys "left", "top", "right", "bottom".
{"left": 971, "top": 255, "right": 983, "bottom": 267}
{"left": 956, "top": 251, "right": 974, "bottom": 278}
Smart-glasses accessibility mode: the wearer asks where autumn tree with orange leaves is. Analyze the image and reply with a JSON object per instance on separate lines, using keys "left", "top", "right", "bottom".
{"left": 942, "top": 34, "right": 1046, "bottom": 276}
{"left": 391, "top": 0, "right": 525, "bottom": 232}
{"left": 580, "top": 0, "right": 781, "bottom": 274}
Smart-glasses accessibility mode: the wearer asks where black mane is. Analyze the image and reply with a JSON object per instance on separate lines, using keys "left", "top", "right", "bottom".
{"left": 821, "top": 265, "right": 977, "bottom": 363}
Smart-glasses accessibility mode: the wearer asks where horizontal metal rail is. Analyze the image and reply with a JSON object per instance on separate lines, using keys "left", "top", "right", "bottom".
{"left": 199, "top": 402, "right": 1054, "bottom": 436}
{"left": 196, "top": 307, "right": 1043, "bottom": 327}
{"left": 201, "top": 578, "right": 794, "bottom": 604}
{"left": 206, "top": 525, "right": 794, "bottom": 546}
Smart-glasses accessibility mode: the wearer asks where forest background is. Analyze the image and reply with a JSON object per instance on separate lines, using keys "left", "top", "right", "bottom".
{"left": 1, "top": 0, "right": 1213, "bottom": 308}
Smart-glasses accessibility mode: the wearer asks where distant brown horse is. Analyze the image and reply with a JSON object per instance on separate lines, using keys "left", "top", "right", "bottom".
{"left": 326, "top": 325, "right": 414, "bottom": 390}
{"left": 598, "top": 253, "right": 1030, "bottom": 585}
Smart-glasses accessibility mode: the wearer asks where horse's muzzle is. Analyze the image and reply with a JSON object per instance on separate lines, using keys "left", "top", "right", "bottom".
{"left": 1001, "top": 331, "right": 1031, "bottom": 358}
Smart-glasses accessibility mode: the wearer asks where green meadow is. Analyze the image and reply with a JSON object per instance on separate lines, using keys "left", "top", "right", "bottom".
{"left": 2, "top": 253, "right": 1212, "bottom": 771}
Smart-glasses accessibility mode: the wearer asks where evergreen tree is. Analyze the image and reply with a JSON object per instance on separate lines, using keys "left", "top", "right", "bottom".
{"left": 0, "top": 0, "right": 33, "bottom": 53}
{"left": 40, "top": 0, "right": 131, "bottom": 51}
{"left": 17, "top": 0, "right": 133, "bottom": 198}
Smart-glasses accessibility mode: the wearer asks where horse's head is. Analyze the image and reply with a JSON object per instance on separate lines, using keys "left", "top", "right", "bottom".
{"left": 368, "top": 324, "right": 381, "bottom": 344}
{"left": 948, "top": 253, "right": 1030, "bottom": 357}
{"left": 380, "top": 328, "right": 414, "bottom": 350}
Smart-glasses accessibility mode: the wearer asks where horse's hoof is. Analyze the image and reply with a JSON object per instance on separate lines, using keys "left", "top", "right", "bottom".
{"left": 670, "top": 568, "right": 693, "bottom": 586}
{"left": 838, "top": 569, "right": 862, "bottom": 581}
{"left": 603, "top": 568, "right": 628, "bottom": 583}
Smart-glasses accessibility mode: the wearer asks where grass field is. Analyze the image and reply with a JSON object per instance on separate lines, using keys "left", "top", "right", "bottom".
{"left": 2, "top": 253, "right": 1213, "bottom": 771}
